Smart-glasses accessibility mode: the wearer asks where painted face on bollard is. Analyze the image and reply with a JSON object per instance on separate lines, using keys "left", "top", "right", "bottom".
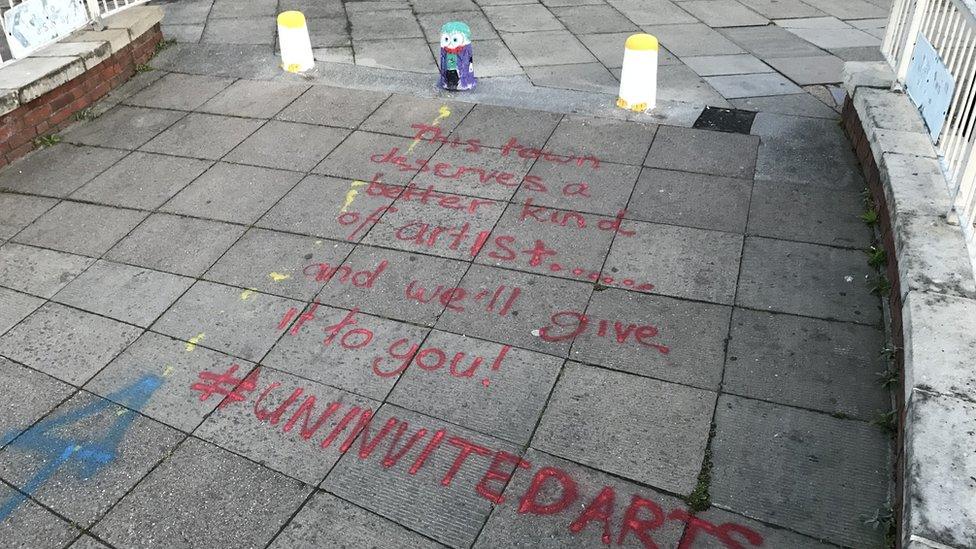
{"left": 438, "top": 21, "right": 477, "bottom": 91}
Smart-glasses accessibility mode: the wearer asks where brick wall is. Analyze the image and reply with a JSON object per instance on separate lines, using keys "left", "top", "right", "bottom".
{"left": 0, "top": 23, "right": 163, "bottom": 169}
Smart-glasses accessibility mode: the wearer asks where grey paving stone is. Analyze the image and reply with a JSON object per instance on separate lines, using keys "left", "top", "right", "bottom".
{"left": 324, "top": 404, "right": 522, "bottom": 548}
{"left": 95, "top": 70, "right": 167, "bottom": 113}
{"left": 501, "top": 31, "right": 598, "bottom": 66}
{"left": 629, "top": 167, "right": 752, "bottom": 232}
{"left": 197, "top": 366, "right": 378, "bottom": 484}
{"left": 360, "top": 95, "right": 473, "bottom": 138}
{"left": 452, "top": 104, "right": 562, "bottom": 150}
{"left": 62, "top": 105, "right": 185, "bottom": 150}
{"left": 710, "top": 394, "right": 890, "bottom": 547}
{"left": 451, "top": 39, "right": 522, "bottom": 77}
{"left": 158, "top": 0, "right": 213, "bottom": 24}
{"left": 205, "top": 228, "right": 353, "bottom": 301}
{"left": 572, "top": 288, "right": 730, "bottom": 389}
{"left": 473, "top": 448, "right": 688, "bottom": 549}
{"left": 224, "top": 121, "right": 350, "bottom": 172}
{"left": 14, "top": 202, "right": 146, "bottom": 257}
{"left": 751, "top": 112, "right": 862, "bottom": 188}
{"left": 354, "top": 38, "right": 438, "bottom": 73}
{"left": 317, "top": 246, "right": 468, "bottom": 325}
{"left": 0, "top": 302, "right": 142, "bottom": 385}
{"left": 656, "top": 64, "right": 734, "bottom": 107}
{"left": 546, "top": 115, "right": 655, "bottom": 166}
{"left": 725, "top": 308, "right": 889, "bottom": 419}
{"left": 161, "top": 162, "right": 302, "bottom": 224}
{"left": 140, "top": 113, "right": 264, "bottom": 160}
{"left": 0, "top": 193, "right": 57, "bottom": 240}
{"left": 198, "top": 79, "right": 310, "bottom": 119}
{"left": 774, "top": 15, "right": 850, "bottom": 29}
{"left": 609, "top": 0, "right": 697, "bottom": 24}
{"left": 719, "top": 25, "right": 825, "bottom": 58}
{"left": 264, "top": 303, "right": 429, "bottom": 400}
{"left": 416, "top": 11, "right": 496, "bottom": 42}
{"left": 526, "top": 63, "right": 619, "bottom": 94}
{"left": 209, "top": 0, "right": 276, "bottom": 18}
{"left": 162, "top": 23, "right": 204, "bottom": 43}
{"left": 364, "top": 191, "right": 505, "bottom": 260}
{"left": 552, "top": 4, "right": 639, "bottom": 33}
{"left": 736, "top": 0, "right": 825, "bottom": 18}
{"left": 605, "top": 220, "right": 743, "bottom": 304}
{"left": 437, "top": 264, "right": 593, "bottom": 356}
{"left": 0, "top": 482, "right": 78, "bottom": 549}
{"left": 731, "top": 93, "right": 840, "bottom": 118}
{"left": 68, "top": 535, "right": 111, "bottom": 549}
{"left": 579, "top": 32, "right": 679, "bottom": 69}
{"left": 704, "top": 72, "right": 804, "bottom": 98}
{"left": 748, "top": 178, "right": 869, "bottom": 247}
{"left": 643, "top": 23, "right": 746, "bottom": 56}
{"left": 830, "top": 45, "right": 886, "bottom": 62}
{"left": 308, "top": 16, "right": 353, "bottom": 47}
{"left": 801, "top": 0, "right": 886, "bottom": 18}
{"left": 736, "top": 237, "right": 880, "bottom": 324}
{"left": 349, "top": 9, "right": 424, "bottom": 39}
{"left": 475, "top": 201, "right": 615, "bottom": 280}
{"left": 0, "top": 357, "right": 73, "bottom": 445}
{"left": 53, "top": 260, "right": 193, "bottom": 327}
{"left": 0, "top": 145, "right": 128, "bottom": 198}
{"left": 484, "top": 4, "right": 563, "bottom": 32}
{"left": 533, "top": 362, "right": 716, "bottom": 494}
{"left": 202, "top": 17, "right": 276, "bottom": 45}
{"left": 691, "top": 507, "right": 837, "bottom": 547}
{"left": 0, "top": 392, "right": 183, "bottom": 527}
{"left": 0, "top": 243, "right": 93, "bottom": 298}
{"left": 784, "top": 26, "right": 880, "bottom": 50}
{"left": 153, "top": 280, "right": 303, "bottom": 362}
{"left": 70, "top": 152, "right": 212, "bottom": 210}
{"left": 680, "top": 0, "right": 770, "bottom": 27}
{"left": 271, "top": 491, "right": 441, "bottom": 548}
{"left": 276, "top": 85, "right": 390, "bottom": 129}
{"left": 313, "top": 130, "right": 440, "bottom": 185}
{"left": 86, "top": 331, "right": 253, "bottom": 432}
{"left": 413, "top": 0, "right": 478, "bottom": 11}
{"left": 514, "top": 159, "right": 640, "bottom": 217}
{"left": 0, "top": 288, "right": 44, "bottom": 336}
{"left": 105, "top": 213, "right": 246, "bottom": 277}
{"left": 682, "top": 53, "right": 773, "bottom": 76}
{"left": 94, "top": 438, "right": 311, "bottom": 548}
{"left": 645, "top": 125, "right": 758, "bottom": 178}
{"left": 124, "top": 72, "right": 235, "bottom": 111}
{"left": 280, "top": 0, "right": 345, "bottom": 16}
{"left": 389, "top": 330, "right": 562, "bottom": 444}
{"left": 766, "top": 55, "right": 845, "bottom": 85}
{"left": 313, "top": 46, "right": 355, "bottom": 64}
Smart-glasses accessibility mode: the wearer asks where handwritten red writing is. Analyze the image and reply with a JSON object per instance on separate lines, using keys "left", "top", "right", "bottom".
{"left": 539, "top": 311, "right": 670, "bottom": 354}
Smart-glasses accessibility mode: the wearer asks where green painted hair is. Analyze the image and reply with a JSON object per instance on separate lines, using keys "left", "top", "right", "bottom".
{"left": 440, "top": 21, "right": 472, "bottom": 40}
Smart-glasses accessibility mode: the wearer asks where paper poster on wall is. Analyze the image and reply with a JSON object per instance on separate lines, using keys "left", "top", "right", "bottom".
{"left": 905, "top": 33, "right": 955, "bottom": 143}
{"left": 3, "top": 0, "right": 89, "bottom": 59}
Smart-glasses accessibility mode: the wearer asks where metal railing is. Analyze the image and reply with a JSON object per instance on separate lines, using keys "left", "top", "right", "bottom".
{"left": 883, "top": 0, "right": 976, "bottom": 267}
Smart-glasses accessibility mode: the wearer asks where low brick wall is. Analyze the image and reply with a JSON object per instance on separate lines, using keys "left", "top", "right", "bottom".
{"left": 0, "top": 23, "right": 162, "bottom": 168}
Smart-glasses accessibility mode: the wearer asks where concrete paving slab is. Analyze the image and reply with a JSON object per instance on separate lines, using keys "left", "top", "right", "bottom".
{"left": 484, "top": 4, "right": 564, "bottom": 32}
{"left": 751, "top": 112, "right": 862, "bottom": 188}
{"left": 416, "top": 11, "right": 497, "bottom": 43}
{"left": 605, "top": 220, "right": 743, "bottom": 304}
{"left": 579, "top": 32, "right": 679, "bottom": 69}
{"left": 526, "top": 63, "right": 619, "bottom": 94}
{"left": 162, "top": 23, "right": 204, "bottom": 43}
{"left": 198, "top": 80, "right": 310, "bottom": 119}
{"left": 94, "top": 438, "right": 311, "bottom": 548}
{"left": 223, "top": 121, "right": 350, "bottom": 172}
{"left": 533, "top": 362, "right": 716, "bottom": 494}
{"left": 692, "top": 507, "right": 838, "bottom": 547}
{"left": 313, "top": 130, "right": 440, "bottom": 185}
{"left": 786, "top": 27, "right": 881, "bottom": 49}
{"left": 643, "top": 23, "right": 746, "bottom": 56}
{"left": 388, "top": 330, "right": 563, "bottom": 444}
{"left": 731, "top": 93, "right": 840, "bottom": 118}
{"left": 0, "top": 145, "right": 128, "bottom": 198}
{"left": 452, "top": 104, "right": 562, "bottom": 149}
{"left": 711, "top": 394, "right": 890, "bottom": 547}
{"left": 0, "top": 288, "right": 44, "bottom": 337}
{"left": 159, "top": 0, "right": 211, "bottom": 26}
{"left": 748, "top": 178, "right": 870, "bottom": 247}
{"left": 276, "top": 85, "right": 390, "bottom": 129}
{"left": 656, "top": 64, "right": 734, "bottom": 107}
{"left": 0, "top": 392, "right": 183, "bottom": 527}
{"left": 679, "top": 0, "right": 770, "bottom": 27}
{"left": 514, "top": 159, "right": 640, "bottom": 216}
{"left": 801, "top": 0, "right": 887, "bottom": 19}
{"left": 307, "top": 17, "right": 352, "bottom": 47}
{"left": 280, "top": 0, "right": 344, "bottom": 17}
{"left": 408, "top": 143, "right": 535, "bottom": 200}
{"left": 139, "top": 113, "right": 264, "bottom": 160}
{"left": 209, "top": 0, "right": 275, "bottom": 18}
{"left": 546, "top": 115, "right": 655, "bottom": 166}
{"left": 452, "top": 39, "right": 523, "bottom": 77}
{"left": 0, "top": 243, "right": 93, "bottom": 298}
{"left": 704, "top": 72, "right": 804, "bottom": 98}
{"left": 105, "top": 213, "right": 246, "bottom": 277}
{"left": 719, "top": 25, "right": 825, "bottom": 59}
{"left": 0, "top": 482, "right": 78, "bottom": 548}
{"left": 0, "top": 302, "right": 142, "bottom": 385}
{"left": 609, "top": 0, "right": 697, "bottom": 24}
{"left": 202, "top": 17, "right": 276, "bottom": 45}
{"left": 124, "top": 72, "right": 235, "bottom": 111}
{"left": 629, "top": 167, "right": 752, "bottom": 232}
{"left": 349, "top": 9, "right": 424, "bottom": 39}
{"left": 0, "top": 193, "right": 57, "bottom": 240}
{"left": 152, "top": 280, "right": 303, "bottom": 362}
{"left": 736, "top": 236, "right": 881, "bottom": 324}
{"left": 682, "top": 53, "right": 773, "bottom": 76}
{"left": 737, "top": 0, "right": 825, "bottom": 18}
{"left": 552, "top": 4, "right": 639, "bottom": 33}
{"left": 501, "top": 30, "right": 598, "bottom": 66}
{"left": 360, "top": 95, "right": 473, "bottom": 137}
{"left": 314, "top": 46, "right": 355, "bottom": 64}
{"left": 70, "top": 152, "right": 212, "bottom": 210}
{"left": 62, "top": 105, "right": 185, "bottom": 150}
{"left": 0, "top": 357, "right": 73, "bottom": 446}
{"left": 86, "top": 331, "right": 253, "bottom": 432}
{"left": 69, "top": 535, "right": 111, "bottom": 549}
{"left": 355, "top": 38, "right": 438, "bottom": 73}
{"left": 725, "top": 308, "right": 889, "bottom": 419}
{"left": 53, "top": 260, "right": 194, "bottom": 327}
{"left": 14, "top": 201, "right": 146, "bottom": 257}
{"left": 645, "top": 125, "right": 759, "bottom": 178}
{"left": 161, "top": 162, "right": 302, "bottom": 224}
{"left": 766, "top": 55, "right": 846, "bottom": 86}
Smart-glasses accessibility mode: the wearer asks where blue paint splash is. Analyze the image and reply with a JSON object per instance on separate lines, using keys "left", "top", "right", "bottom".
{"left": 0, "top": 375, "right": 163, "bottom": 521}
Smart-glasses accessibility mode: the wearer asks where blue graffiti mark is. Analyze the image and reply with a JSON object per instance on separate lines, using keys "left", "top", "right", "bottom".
{"left": 0, "top": 375, "right": 163, "bottom": 522}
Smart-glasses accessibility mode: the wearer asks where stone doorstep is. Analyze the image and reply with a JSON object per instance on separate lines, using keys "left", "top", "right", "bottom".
{"left": 845, "top": 62, "right": 976, "bottom": 549}
{"left": 0, "top": 5, "right": 163, "bottom": 116}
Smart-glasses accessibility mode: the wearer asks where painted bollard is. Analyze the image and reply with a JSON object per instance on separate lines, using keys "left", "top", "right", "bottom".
{"left": 438, "top": 21, "right": 476, "bottom": 91}
{"left": 278, "top": 11, "right": 315, "bottom": 73}
{"left": 616, "top": 33, "right": 658, "bottom": 112}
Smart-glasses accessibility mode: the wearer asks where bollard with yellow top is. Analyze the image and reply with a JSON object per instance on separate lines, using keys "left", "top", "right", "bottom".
{"left": 278, "top": 11, "right": 315, "bottom": 73}
{"left": 616, "top": 33, "right": 658, "bottom": 113}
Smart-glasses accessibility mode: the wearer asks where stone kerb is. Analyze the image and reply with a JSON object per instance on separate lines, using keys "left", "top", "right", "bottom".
{"left": 842, "top": 61, "right": 976, "bottom": 549}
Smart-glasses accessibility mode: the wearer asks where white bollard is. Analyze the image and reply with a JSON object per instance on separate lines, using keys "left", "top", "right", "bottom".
{"left": 278, "top": 11, "right": 315, "bottom": 73}
{"left": 616, "top": 33, "right": 658, "bottom": 112}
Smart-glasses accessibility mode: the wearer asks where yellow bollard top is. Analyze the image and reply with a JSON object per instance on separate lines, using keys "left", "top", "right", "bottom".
{"left": 625, "top": 33, "right": 659, "bottom": 51}
{"left": 278, "top": 11, "right": 307, "bottom": 29}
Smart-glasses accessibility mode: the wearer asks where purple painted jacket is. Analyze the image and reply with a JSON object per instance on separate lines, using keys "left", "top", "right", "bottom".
{"left": 438, "top": 44, "right": 476, "bottom": 90}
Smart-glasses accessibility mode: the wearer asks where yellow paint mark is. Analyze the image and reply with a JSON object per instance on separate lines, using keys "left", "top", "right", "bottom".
{"left": 407, "top": 105, "right": 452, "bottom": 153}
{"left": 163, "top": 365, "right": 174, "bottom": 377}
{"left": 315, "top": 240, "right": 323, "bottom": 245}
{"left": 186, "top": 333, "right": 205, "bottom": 352}
{"left": 339, "top": 180, "right": 367, "bottom": 213}
{"left": 240, "top": 288, "right": 256, "bottom": 301}
{"left": 116, "top": 408, "right": 126, "bottom": 416}
{"left": 269, "top": 272, "right": 291, "bottom": 282}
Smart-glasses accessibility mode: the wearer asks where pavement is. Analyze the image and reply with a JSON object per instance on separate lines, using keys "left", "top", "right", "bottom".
{"left": 0, "top": 1, "right": 895, "bottom": 548}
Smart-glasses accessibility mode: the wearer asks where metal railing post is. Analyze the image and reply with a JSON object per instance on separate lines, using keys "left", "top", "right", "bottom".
{"left": 897, "top": 0, "right": 933, "bottom": 80}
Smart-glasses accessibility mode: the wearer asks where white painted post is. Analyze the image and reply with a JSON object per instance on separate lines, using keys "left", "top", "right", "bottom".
{"left": 86, "top": 0, "right": 104, "bottom": 30}
{"left": 897, "top": 0, "right": 932, "bottom": 80}
{"left": 277, "top": 11, "right": 315, "bottom": 73}
{"left": 616, "top": 33, "right": 658, "bottom": 113}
